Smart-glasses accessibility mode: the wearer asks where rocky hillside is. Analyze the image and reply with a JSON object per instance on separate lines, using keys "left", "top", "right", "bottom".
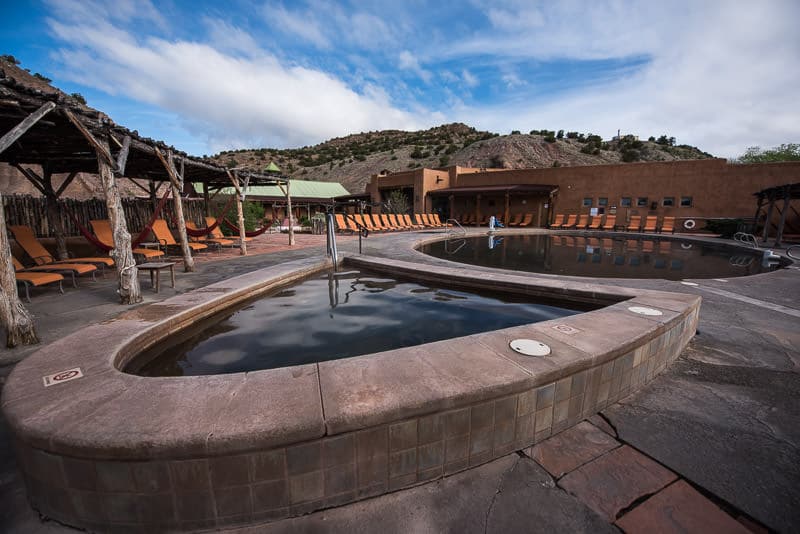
{"left": 210, "top": 124, "right": 714, "bottom": 194}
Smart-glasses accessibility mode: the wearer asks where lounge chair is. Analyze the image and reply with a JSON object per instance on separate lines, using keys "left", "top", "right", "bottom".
{"left": 89, "top": 220, "right": 165, "bottom": 260}
{"left": 518, "top": 214, "right": 534, "bottom": 227}
{"left": 643, "top": 216, "right": 658, "bottom": 232}
{"left": 626, "top": 216, "right": 642, "bottom": 232}
{"left": 508, "top": 214, "right": 523, "bottom": 226}
{"left": 576, "top": 215, "right": 589, "bottom": 229}
{"left": 415, "top": 214, "right": 429, "bottom": 227}
{"left": 660, "top": 216, "right": 675, "bottom": 234}
{"left": 9, "top": 225, "right": 114, "bottom": 270}
{"left": 12, "top": 254, "right": 93, "bottom": 284}
{"left": 151, "top": 219, "right": 207, "bottom": 253}
{"left": 386, "top": 214, "right": 404, "bottom": 230}
{"left": 13, "top": 258, "right": 64, "bottom": 302}
{"left": 588, "top": 216, "right": 602, "bottom": 230}
{"left": 186, "top": 221, "right": 234, "bottom": 247}
{"left": 551, "top": 214, "right": 565, "bottom": 229}
{"left": 421, "top": 214, "right": 438, "bottom": 228}
{"left": 333, "top": 214, "right": 350, "bottom": 233}
{"left": 371, "top": 214, "right": 392, "bottom": 232}
{"left": 602, "top": 215, "right": 617, "bottom": 231}
{"left": 380, "top": 214, "right": 402, "bottom": 231}
{"left": 432, "top": 214, "right": 447, "bottom": 227}
{"left": 204, "top": 217, "right": 252, "bottom": 242}
{"left": 403, "top": 214, "right": 423, "bottom": 229}
{"left": 358, "top": 214, "right": 378, "bottom": 232}
{"left": 564, "top": 214, "right": 578, "bottom": 228}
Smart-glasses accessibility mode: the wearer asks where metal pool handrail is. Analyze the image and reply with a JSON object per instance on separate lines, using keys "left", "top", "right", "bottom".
{"left": 446, "top": 219, "right": 467, "bottom": 236}
{"left": 733, "top": 232, "right": 759, "bottom": 248}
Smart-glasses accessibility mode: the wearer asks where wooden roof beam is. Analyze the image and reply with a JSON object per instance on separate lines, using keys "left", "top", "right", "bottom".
{"left": 0, "top": 101, "right": 56, "bottom": 155}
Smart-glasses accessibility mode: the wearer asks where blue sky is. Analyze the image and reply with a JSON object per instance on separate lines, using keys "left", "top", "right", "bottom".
{"left": 1, "top": 0, "right": 798, "bottom": 158}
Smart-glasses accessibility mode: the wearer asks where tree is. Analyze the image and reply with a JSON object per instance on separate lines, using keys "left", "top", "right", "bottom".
{"left": 556, "top": 130, "right": 564, "bottom": 139}
{"left": 386, "top": 189, "right": 410, "bottom": 214}
{"left": 737, "top": 143, "right": 800, "bottom": 163}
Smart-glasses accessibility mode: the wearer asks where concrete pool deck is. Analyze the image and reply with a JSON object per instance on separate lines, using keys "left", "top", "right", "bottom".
{"left": 1, "top": 228, "right": 798, "bottom": 532}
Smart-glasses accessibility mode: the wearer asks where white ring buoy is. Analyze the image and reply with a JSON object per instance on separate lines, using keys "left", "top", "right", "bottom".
{"left": 683, "top": 219, "right": 696, "bottom": 230}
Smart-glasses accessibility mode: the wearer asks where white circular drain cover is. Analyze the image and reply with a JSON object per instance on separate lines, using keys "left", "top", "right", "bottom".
{"left": 509, "top": 339, "right": 551, "bottom": 357}
{"left": 627, "top": 306, "right": 663, "bottom": 316}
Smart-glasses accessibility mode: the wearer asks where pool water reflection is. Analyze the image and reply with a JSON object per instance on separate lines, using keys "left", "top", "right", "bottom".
{"left": 420, "top": 234, "right": 780, "bottom": 280}
{"left": 130, "top": 269, "right": 592, "bottom": 376}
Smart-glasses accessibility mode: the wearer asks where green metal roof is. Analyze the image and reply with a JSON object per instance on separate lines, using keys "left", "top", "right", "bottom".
{"left": 196, "top": 179, "right": 349, "bottom": 199}
{"left": 265, "top": 162, "right": 281, "bottom": 172}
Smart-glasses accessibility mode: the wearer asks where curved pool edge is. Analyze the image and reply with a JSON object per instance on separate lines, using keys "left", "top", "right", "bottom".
{"left": 409, "top": 229, "right": 793, "bottom": 282}
{"left": 2, "top": 253, "right": 700, "bottom": 531}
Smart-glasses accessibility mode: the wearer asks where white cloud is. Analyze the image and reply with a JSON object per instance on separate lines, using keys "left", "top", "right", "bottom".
{"left": 501, "top": 71, "right": 525, "bottom": 89}
{"left": 461, "top": 69, "right": 479, "bottom": 88}
{"left": 455, "top": 1, "right": 800, "bottom": 157}
{"left": 398, "top": 51, "right": 432, "bottom": 83}
{"left": 262, "top": 4, "right": 331, "bottom": 49}
{"left": 46, "top": 14, "right": 430, "bottom": 151}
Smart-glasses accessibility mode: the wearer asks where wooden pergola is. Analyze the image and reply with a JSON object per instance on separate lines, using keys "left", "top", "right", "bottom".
{"left": 753, "top": 182, "right": 800, "bottom": 247}
{"left": 0, "top": 67, "right": 290, "bottom": 346}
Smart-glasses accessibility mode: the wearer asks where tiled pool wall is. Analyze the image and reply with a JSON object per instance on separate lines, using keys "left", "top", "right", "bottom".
{"left": 4, "top": 256, "right": 700, "bottom": 532}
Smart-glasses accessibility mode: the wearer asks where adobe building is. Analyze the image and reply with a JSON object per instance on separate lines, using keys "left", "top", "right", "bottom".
{"left": 365, "top": 159, "right": 800, "bottom": 232}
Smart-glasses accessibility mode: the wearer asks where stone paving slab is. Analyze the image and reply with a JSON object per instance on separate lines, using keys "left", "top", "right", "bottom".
{"left": 234, "top": 455, "right": 615, "bottom": 534}
{"left": 559, "top": 445, "right": 677, "bottom": 521}
{"left": 615, "top": 480, "right": 750, "bottom": 533}
{"left": 529, "top": 421, "right": 620, "bottom": 479}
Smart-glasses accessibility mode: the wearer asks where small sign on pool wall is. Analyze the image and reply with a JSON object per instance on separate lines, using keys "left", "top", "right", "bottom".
{"left": 42, "top": 367, "right": 83, "bottom": 387}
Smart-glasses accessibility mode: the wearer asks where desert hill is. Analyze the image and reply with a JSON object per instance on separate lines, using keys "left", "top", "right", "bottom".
{"left": 210, "top": 124, "right": 713, "bottom": 194}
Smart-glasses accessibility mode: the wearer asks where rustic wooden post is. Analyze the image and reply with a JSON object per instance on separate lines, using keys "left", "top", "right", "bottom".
{"left": 475, "top": 194, "right": 482, "bottom": 226}
{"left": 278, "top": 180, "right": 295, "bottom": 246}
{"left": 762, "top": 191, "right": 776, "bottom": 243}
{"left": 504, "top": 191, "right": 510, "bottom": 225}
{"left": 226, "top": 170, "right": 247, "bottom": 256}
{"left": 63, "top": 109, "right": 141, "bottom": 303}
{"left": 156, "top": 150, "right": 195, "bottom": 272}
{"left": 97, "top": 139, "right": 142, "bottom": 304}
{"left": 12, "top": 163, "right": 72, "bottom": 260}
{"left": 774, "top": 186, "right": 790, "bottom": 247}
{"left": 0, "top": 192, "right": 39, "bottom": 347}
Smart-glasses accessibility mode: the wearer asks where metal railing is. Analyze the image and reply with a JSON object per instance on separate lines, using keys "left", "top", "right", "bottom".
{"left": 445, "top": 218, "right": 467, "bottom": 236}
{"left": 733, "top": 232, "right": 759, "bottom": 249}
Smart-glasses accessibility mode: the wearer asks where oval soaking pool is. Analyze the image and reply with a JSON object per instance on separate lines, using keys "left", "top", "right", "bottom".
{"left": 128, "top": 269, "right": 595, "bottom": 376}
{"left": 3, "top": 255, "right": 701, "bottom": 532}
{"left": 420, "top": 233, "right": 782, "bottom": 280}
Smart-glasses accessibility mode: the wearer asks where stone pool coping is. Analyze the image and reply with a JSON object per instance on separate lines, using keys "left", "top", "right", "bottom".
{"left": 1, "top": 253, "right": 701, "bottom": 531}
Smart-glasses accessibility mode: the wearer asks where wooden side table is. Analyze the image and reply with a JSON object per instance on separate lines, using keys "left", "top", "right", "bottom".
{"left": 137, "top": 262, "right": 176, "bottom": 293}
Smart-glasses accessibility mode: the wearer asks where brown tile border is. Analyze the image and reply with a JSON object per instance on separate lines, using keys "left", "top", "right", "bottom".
{"left": 2, "top": 254, "right": 700, "bottom": 531}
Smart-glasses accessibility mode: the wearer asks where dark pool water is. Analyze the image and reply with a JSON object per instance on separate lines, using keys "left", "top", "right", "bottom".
{"left": 131, "top": 269, "right": 590, "bottom": 376}
{"left": 420, "top": 234, "right": 780, "bottom": 280}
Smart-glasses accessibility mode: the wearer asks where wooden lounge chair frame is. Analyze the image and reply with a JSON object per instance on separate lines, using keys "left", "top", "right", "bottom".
{"left": 660, "top": 216, "right": 675, "bottom": 234}
{"left": 602, "top": 215, "right": 617, "bottom": 231}
{"left": 551, "top": 214, "right": 565, "bottom": 229}
{"left": 508, "top": 214, "right": 523, "bottom": 226}
{"left": 626, "top": 216, "right": 642, "bottom": 232}
{"left": 643, "top": 216, "right": 658, "bottom": 232}
{"left": 185, "top": 221, "right": 233, "bottom": 249}
{"left": 204, "top": 217, "right": 252, "bottom": 243}
{"left": 588, "top": 216, "right": 602, "bottom": 230}
{"left": 13, "top": 255, "right": 84, "bottom": 286}
{"left": 13, "top": 258, "right": 65, "bottom": 302}
{"left": 9, "top": 225, "right": 113, "bottom": 272}
{"left": 576, "top": 215, "right": 589, "bottom": 229}
{"left": 89, "top": 220, "right": 166, "bottom": 260}
{"left": 151, "top": 219, "right": 207, "bottom": 253}
{"left": 563, "top": 214, "right": 578, "bottom": 228}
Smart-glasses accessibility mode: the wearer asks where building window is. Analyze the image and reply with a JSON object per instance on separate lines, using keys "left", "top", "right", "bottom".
{"left": 582, "top": 197, "right": 592, "bottom": 207}
{"left": 636, "top": 197, "right": 648, "bottom": 207}
{"left": 598, "top": 197, "right": 608, "bottom": 207}
{"left": 663, "top": 197, "right": 675, "bottom": 207}
{"left": 620, "top": 197, "right": 632, "bottom": 207}
{"left": 680, "top": 196, "right": 693, "bottom": 207}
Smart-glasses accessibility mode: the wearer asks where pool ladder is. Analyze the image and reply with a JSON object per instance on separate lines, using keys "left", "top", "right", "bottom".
{"left": 445, "top": 219, "right": 467, "bottom": 236}
{"left": 733, "top": 232, "right": 759, "bottom": 249}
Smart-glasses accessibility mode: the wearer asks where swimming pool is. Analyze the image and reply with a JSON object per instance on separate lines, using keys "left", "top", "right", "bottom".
{"left": 420, "top": 234, "right": 781, "bottom": 280}
{"left": 129, "top": 269, "right": 593, "bottom": 376}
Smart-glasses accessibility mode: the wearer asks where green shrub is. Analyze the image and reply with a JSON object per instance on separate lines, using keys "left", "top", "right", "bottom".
{"left": 621, "top": 149, "right": 640, "bottom": 162}
{"left": 544, "top": 135, "right": 556, "bottom": 143}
